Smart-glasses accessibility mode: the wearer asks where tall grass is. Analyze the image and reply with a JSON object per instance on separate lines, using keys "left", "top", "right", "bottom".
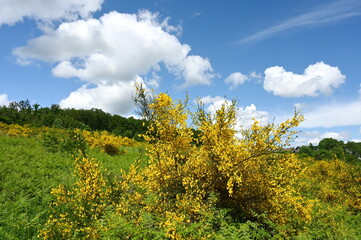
{"left": 1, "top": 127, "right": 361, "bottom": 239}
{"left": 0, "top": 134, "right": 145, "bottom": 239}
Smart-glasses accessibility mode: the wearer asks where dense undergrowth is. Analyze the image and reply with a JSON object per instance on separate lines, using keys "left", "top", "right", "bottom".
{"left": 0, "top": 92, "right": 361, "bottom": 239}
{"left": 0, "top": 126, "right": 147, "bottom": 239}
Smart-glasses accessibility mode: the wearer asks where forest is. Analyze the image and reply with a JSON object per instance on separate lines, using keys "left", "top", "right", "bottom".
{"left": 0, "top": 99, "right": 147, "bottom": 141}
{"left": 0, "top": 92, "right": 361, "bottom": 239}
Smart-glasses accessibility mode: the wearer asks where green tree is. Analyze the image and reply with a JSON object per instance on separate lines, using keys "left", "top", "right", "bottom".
{"left": 344, "top": 141, "right": 361, "bottom": 162}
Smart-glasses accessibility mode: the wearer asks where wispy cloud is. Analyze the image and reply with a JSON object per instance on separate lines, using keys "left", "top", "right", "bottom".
{"left": 238, "top": 0, "right": 361, "bottom": 44}
{"left": 191, "top": 12, "right": 202, "bottom": 18}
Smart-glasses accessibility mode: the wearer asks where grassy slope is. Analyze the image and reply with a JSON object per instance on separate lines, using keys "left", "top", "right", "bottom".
{"left": 1, "top": 132, "right": 361, "bottom": 239}
{"left": 0, "top": 134, "right": 146, "bottom": 240}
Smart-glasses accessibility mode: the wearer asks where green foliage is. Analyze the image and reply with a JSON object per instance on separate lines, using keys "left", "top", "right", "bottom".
{"left": 0, "top": 132, "right": 145, "bottom": 239}
{"left": 42, "top": 130, "right": 62, "bottom": 153}
{"left": 292, "top": 157, "right": 361, "bottom": 239}
{"left": 42, "top": 129, "right": 88, "bottom": 155}
{"left": 295, "top": 205, "right": 361, "bottom": 239}
{"left": 62, "top": 129, "right": 88, "bottom": 155}
{"left": 344, "top": 141, "right": 361, "bottom": 162}
{"left": 0, "top": 101, "right": 147, "bottom": 140}
{"left": 40, "top": 154, "right": 109, "bottom": 239}
{"left": 100, "top": 202, "right": 274, "bottom": 240}
{"left": 1, "top": 97, "right": 361, "bottom": 239}
{"left": 297, "top": 138, "right": 361, "bottom": 162}
{"left": 0, "top": 135, "right": 74, "bottom": 239}
{"left": 318, "top": 138, "right": 343, "bottom": 150}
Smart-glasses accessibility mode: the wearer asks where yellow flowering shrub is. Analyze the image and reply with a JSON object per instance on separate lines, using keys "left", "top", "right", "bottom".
{"left": 0, "top": 121, "right": 8, "bottom": 134}
{"left": 39, "top": 155, "right": 108, "bottom": 239}
{"left": 300, "top": 159, "right": 361, "bottom": 211}
{"left": 39, "top": 92, "right": 314, "bottom": 239}
{"left": 82, "top": 130, "right": 137, "bottom": 155}
{"left": 115, "top": 92, "right": 312, "bottom": 238}
{"left": 119, "top": 136, "right": 138, "bottom": 147}
{"left": 193, "top": 101, "right": 312, "bottom": 224}
{"left": 0, "top": 122, "right": 33, "bottom": 137}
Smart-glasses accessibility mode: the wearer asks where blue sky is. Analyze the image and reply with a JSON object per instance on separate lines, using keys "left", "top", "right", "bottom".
{"left": 0, "top": 0, "right": 361, "bottom": 145}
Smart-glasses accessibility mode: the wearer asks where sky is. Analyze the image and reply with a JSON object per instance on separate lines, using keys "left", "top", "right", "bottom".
{"left": 0, "top": 0, "right": 360, "bottom": 145}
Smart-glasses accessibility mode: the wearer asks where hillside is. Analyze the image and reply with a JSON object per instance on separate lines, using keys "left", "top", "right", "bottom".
{"left": 0, "top": 126, "right": 147, "bottom": 239}
{"left": 1, "top": 93, "right": 361, "bottom": 239}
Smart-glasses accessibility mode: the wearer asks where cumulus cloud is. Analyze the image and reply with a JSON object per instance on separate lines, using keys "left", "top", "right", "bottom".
{"left": 13, "top": 10, "right": 215, "bottom": 115}
{"left": 237, "top": 104, "right": 269, "bottom": 127}
{"left": 172, "top": 55, "right": 215, "bottom": 89}
{"left": 0, "top": 0, "right": 103, "bottom": 26}
{"left": 264, "top": 61, "right": 345, "bottom": 97}
{"left": 295, "top": 131, "right": 349, "bottom": 145}
{"left": 198, "top": 96, "right": 232, "bottom": 113}
{"left": 59, "top": 78, "right": 144, "bottom": 116}
{"left": 14, "top": 10, "right": 214, "bottom": 87}
{"left": 225, "top": 72, "right": 248, "bottom": 90}
{"left": 14, "top": 11, "right": 191, "bottom": 84}
{"left": 300, "top": 100, "right": 361, "bottom": 128}
{"left": 197, "top": 96, "right": 269, "bottom": 129}
{"left": 0, "top": 93, "right": 10, "bottom": 106}
{"left": 224, "top": 71, "right": 263, "bottom": 90}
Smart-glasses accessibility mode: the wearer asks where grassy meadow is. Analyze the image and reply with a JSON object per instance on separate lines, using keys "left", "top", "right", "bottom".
{"left": 0, "top": 105, "right": 361, "bottom": 239}
{"left": 0, "top": 131, "right": 146, "bottom": 239}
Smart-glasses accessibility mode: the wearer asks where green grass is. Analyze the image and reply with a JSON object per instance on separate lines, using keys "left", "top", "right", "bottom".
{"left": 1, "top": 132, "right": 361, "bottom": 239}
{"left": 91, "top": 145, "right": 148, "bottom": 174}
{"left": 0, "top": 134, "right": 146, "bottom": 239}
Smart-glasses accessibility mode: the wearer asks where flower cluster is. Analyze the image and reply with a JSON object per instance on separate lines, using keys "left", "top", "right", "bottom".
{"left": 39, "top": 91, "right": 314, "bottom": 239}
{"left": 300, "top": 159, "right": 361, "bottom": 211}
{"left": 119, "top": 92, "right": 312, "bottom": 237}
{"left": 0, "top": 122, "right": 33, "bottom": 137}
{"left": 83, "top": 130, "right": 137, "bottom": 155}
{"left": 39, "top": 155, "right": 108, "bottom": 239}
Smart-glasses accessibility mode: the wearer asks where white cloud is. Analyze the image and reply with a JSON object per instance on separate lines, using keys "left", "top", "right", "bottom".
{"left": 224, "top": 71, "right": 262, "bottom": 90}
{"left": 237, "top": 104, "right": 269, "bottom": 127}
{"left": 15, "top": 11, "right": 191, "bottom": 85}
{"left": 160, "top": 16, "right": 183, "bottom": 36}
{"left": 225, "top": 72, "right": 248, "bottom": 90}
{"left": 249, "top": 71, "right": 262, "bottom": 82}
{"left": 143, "top": 71, "right": 161, "bottom": 89}
{"left": 172, "top": 55, "right": 215, "bottom": 89}
{"left": 0, "top": 0, "right": 103, "bottom": 26}
{"left": 197, "top": 96, "right": 269, "bottom": 129}
{"left": 295, "top": 131, "right": 349, "bottom": 145}
{"left": 0, "top": 93, "right": 10, "bottom": 106}
{"left": 13, "top": 10, "right": 213, "bottom": 89}
{"left": 59, "top": 79, "right": 143, "bottom": 116}
{"left": 294, "top": 102, "right": 305, "bottom": 111}
{"left": 301, "top": 100, "right": 361, "bottom": 128}
{"left": 13, "top": 10, "right": 215, "bottom": 115}
{"left": 238, "top": 0, "right": 361, "bottom": 44}
{"left": 264, "top": 61, "right": 345, "bottom": 97}
{"left": 198, "top": 96, "right": 232, "bottom": 114}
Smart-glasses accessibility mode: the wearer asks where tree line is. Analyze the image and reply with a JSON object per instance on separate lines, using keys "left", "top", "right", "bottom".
{"left": 298, "top": 138, "right": 361, "bottom": 163}
{"left": 0, "top": 100, "right": 147, "bottom": 141}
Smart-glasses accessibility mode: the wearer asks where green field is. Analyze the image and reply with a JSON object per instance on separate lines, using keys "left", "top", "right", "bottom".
{"left": 1, "top": 126, "right": 361, "bottom": 239}
{"left": 0, "top": 134, "right": 146, "bottom": 239}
